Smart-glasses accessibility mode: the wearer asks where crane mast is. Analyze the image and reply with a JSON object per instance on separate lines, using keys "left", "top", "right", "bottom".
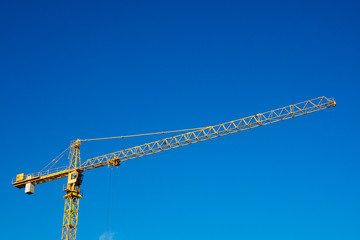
{"left": 62, "top": 140, "right": 82, "bottom": 240}
{"left": 12, "top": 96, "right": 336, "bottom": 240}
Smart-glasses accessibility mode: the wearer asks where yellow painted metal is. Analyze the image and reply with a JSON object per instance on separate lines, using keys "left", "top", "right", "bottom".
{"left": 11, "top": 96, "right": 336, "bottom": 240}
{"left": 16, "top": 173, "right": 25, "bottom": 182}
{"left": 61, "top": 140, "right": 82, "bottom": 240}
{"left": 61, "top": 193, "right": 81, "bottom": 240}
{"left": 12, "top": 169, "right": 70, "bottom": 188}
{"left": 107, "top": 157, "right": 121, "bottom": 167}
{"left": 80, "top": 96, "right": 336, "bottom": 171}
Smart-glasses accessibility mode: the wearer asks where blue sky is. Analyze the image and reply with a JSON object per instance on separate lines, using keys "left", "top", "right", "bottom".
{"left": 1, "top": 1, "right": 359, "bottom": 239}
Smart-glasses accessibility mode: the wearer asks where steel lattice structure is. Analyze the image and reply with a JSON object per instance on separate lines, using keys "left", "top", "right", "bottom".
{"left": 12, "top": 96, "right": 336, "bottom": 240}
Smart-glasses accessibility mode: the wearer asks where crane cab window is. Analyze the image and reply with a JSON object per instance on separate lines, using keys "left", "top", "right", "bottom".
{"left": 68, "top": 172, "right": 81, "bottom": 184}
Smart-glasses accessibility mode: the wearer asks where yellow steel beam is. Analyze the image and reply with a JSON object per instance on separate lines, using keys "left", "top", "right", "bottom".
{"left": 12, "top": 169, "right": 70, "bottom": 188}
{"left": 80, "top": 96, "right": 336, "bottom": 172}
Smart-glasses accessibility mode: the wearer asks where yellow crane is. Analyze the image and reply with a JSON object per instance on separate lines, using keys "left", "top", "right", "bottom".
{"left": 12, "top": 96, "right": 336, "bottom": 240}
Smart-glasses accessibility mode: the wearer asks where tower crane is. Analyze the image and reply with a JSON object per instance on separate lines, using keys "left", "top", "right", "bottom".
{"left": 12, "top": 96, "right": 336, "bottom": 240}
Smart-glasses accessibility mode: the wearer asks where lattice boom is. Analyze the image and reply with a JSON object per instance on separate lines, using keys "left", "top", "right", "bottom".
{"left": 80, "top": 96, "right": 335, "bottom": 171}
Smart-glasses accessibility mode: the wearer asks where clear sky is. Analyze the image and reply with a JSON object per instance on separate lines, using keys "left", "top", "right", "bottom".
{"left": 1, "top": 1, "right": 359, "bottom": 239}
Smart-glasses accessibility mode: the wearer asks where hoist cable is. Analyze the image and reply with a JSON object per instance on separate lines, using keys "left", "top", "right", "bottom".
{"left": 81, "top": 126, "right": 208, "bottom": 142}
